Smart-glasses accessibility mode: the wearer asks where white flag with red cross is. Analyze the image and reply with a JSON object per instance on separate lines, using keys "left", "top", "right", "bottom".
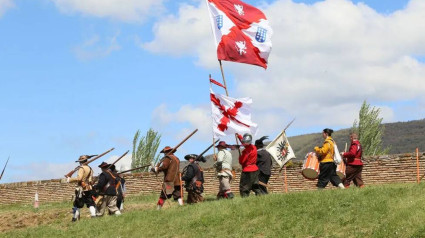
{"left": 205, "top": 0, "right": 273, "bottom": 69}
{"left": 210, "top": 88, "right": 257, "bottom": 138}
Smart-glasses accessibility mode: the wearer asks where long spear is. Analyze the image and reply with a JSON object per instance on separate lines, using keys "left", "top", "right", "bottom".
{"left": 283, "top": 118, "right": 296, "bottom": 132}
{"left": 0, "top": 156, "right": 10, "bottom": 180}
{"left": 156, "top": 129, "right": 198, "bottom": 167}
{"left": 107, "top": 150, "right": 129, "bottom": 170}
{"left": 65, "top": 147, "right": 115, "bottom": 178}
{"left": 197, "top": 140, "right": 219, "bottom": 160}
{"left": 118, "top": 164, "right": 151, "bottom": 174}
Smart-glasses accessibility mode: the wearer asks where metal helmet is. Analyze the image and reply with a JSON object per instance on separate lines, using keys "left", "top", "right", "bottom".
{"left": 241, "top": 133, "right": 252, "bottom": 144}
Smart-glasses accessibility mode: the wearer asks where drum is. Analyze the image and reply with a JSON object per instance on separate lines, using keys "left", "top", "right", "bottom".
{"left": 336, "top": 161, "right": 346, "bottom": 180}
{"left": 302, "top": 152, "right": 320, "bottom": 180}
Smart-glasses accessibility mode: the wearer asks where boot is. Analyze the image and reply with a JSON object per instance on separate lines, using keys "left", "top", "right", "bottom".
{"left": 72, "top": 208, "right": 80, "bottom": 222}
{"left": 114, "top": 210, "right": 121, "bottom": 216}
{"left": 338, "top": 183, "right": 345, "bottom": 189}
{"left": 177, "top": 198, "right": 184, "bottom": 206}
{"left": 226, "top": 192, "right": 234, "bottom": 199}
{"left": 89, "top": 206, "right": 96, "bottom": 217}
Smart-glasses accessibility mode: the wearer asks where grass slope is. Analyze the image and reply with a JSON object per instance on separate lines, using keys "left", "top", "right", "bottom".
{"left": 3, "top": 183, "right": 425, "bottom": 237}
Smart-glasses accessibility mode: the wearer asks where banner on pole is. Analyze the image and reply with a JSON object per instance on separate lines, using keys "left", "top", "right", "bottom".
{"left": 205, "top": 0, "right": 273, "bottom": 69}
{"left": 266, "top": 130, "right": 296, "bottom": 167}
{"left": 210, "top": 88, "right": 257, "bottom": 138}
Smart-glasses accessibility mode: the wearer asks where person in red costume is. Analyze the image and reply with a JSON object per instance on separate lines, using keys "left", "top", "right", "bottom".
{"left": 236, "top": 133, "right": 262, "bottom": 197}
{"left": 341, "top": 133, "right": 365, "bottom": 188}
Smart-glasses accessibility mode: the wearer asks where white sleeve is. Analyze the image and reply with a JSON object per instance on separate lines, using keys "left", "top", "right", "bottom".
{"left": 217, "top": 151, "right": 225, "bottom": 163}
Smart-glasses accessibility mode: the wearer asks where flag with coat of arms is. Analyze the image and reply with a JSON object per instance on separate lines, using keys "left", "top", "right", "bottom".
{"left": 210, "top": 88, "right": 257, "bottom": 138}
{"left": 205, "top": 0, "right": 273, "bottom": 69}
{"left": 266, "top": 130, "right": 296, "bottom": 167}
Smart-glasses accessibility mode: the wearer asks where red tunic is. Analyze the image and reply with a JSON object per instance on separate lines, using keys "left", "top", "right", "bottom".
{"left": 342, "top": 140, "right": 363, "bottom": 166}
{"left": 237, "top": 134, "right": 259, "bottom": 172}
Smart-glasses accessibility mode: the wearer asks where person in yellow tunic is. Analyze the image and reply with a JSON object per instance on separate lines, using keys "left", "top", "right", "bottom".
{"left": 67, "top": 155, "right": 97, "bottom": 221}
{"left": 314, "top": 128, "right": 345, "bottom": 189}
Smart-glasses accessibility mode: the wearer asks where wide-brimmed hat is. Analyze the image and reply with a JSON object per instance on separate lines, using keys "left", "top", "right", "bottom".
{"left": 215, "top": 141, "right": 228, "bottom": 148}
{"left": 75, "top": 155, "right": 96, "bottom": 163}
{"left": 184, "top": 154, "right": 197, "bottom": 160}
{"left": 160, "top": 146, "right": 174, "bottom": 153}
{"left": 98, "top": 162, "right": 110, "bottom": 168}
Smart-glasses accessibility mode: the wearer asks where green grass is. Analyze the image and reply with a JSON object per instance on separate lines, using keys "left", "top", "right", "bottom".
{"left": 3, "top": 184, "right": 425, "bottom": 237}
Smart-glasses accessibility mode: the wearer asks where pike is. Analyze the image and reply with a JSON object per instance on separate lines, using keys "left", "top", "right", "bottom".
{"left": 107, "top": 150, "right": 129, "bottom": 170}
{"left": 283, "top": 118, "right": 296, "bottom": 132}
{"left": 156, "top": 129, "right": 198, "bottom": 167}
{"left": 65, "top": 147, "right": 115, "bottom": 178}
{"left": 196, "top": 140, "right": 219, "bottom": 160}
{"left": 118, "top": 164, "right": 151, "bottom": 174}
{"left": 0, "top": 156, "right": 10, "bottom": 180}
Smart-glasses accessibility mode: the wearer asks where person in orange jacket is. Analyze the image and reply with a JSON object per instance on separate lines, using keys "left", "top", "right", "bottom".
{"left": 314, "top": 128, "right": 345, "bottom": 189}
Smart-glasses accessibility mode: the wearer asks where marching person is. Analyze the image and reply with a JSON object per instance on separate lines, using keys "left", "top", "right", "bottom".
{"left": 151, "top": 146, "right": 183, "bottom": 210}
{"left": 255, "top": 136, "right": 273, "bottom": 194}
{"left": 181, "top": 154, "right": 205, "bottom": 204}
{"left": 236, "top": 133, "right": 262, "bottom": 197}
{"left": 341, "top": 133, "right": 365, "bottom": 188}
{"left": 214, "top": 141, "right": 234, "bottom": 199}
{"left": 67, "top": 155, "right": 97, "bottom": 222}
{"left": 93, "top": 162, "right": 121, "bottom": 216}
{"left": 314, "top": 128, "right": 345, "bottom": 189}
{"left": 110, "top": 164, "right": 126, "bottom": 210}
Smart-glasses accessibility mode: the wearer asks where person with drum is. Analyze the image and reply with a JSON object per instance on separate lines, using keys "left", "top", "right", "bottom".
{"left": 314, "top": 128, "right": 345, "bottom": 189}
{"left": 340, "top": 133, "right": 364, "bottom": 188}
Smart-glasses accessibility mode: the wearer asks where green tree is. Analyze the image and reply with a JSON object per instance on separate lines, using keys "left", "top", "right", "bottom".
{"left": 351, "top": 100, "right": 390, "bottom": 156}
{"left": 131, "top": 128, "right": 161, "bottom": 172}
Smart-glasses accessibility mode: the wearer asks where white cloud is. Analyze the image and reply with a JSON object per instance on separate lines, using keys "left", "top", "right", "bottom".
{"left": 0, "top": 0, "right": 14, "bottom": 17}
{"left": 152, "top": 103, "right": 212, "bottom": 140}
{"left": 51, "top": 0, "right": 165, "bottom": 22}
{"left": 143, "top": 0, "right": 425, "bottom": 135}
{"left": 141, "top": 1, "right": 217, "bottom": 67}
{"left": 73, "top": 32, "right": 121, "bottom": 60}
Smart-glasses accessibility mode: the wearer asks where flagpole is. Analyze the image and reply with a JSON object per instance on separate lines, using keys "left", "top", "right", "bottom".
{"left": 209, "top": 75, "right": 217, "bottom": 160}
{"left": 284, "top": 165, "right": 288, "bottom": 193}
{"left": 218, "top": 60, "right": 229, "bottom": 96}
{"left": 218, "top": 60, "right": 241, "bottom": 156}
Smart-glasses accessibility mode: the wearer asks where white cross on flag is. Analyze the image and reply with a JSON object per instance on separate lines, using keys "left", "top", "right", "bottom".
{"left": 205, "top": 0, "right": 273, "bottom": 69}
{"left": 266, "top": 130, "right": 296, "bottom": 167}
{"left": 210, "top": 89, "right": 257, "bottom": 138}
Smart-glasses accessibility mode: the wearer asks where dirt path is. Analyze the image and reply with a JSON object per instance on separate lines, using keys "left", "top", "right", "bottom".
{"left": 0, "top": 202, "right": 158, "bottom": 233}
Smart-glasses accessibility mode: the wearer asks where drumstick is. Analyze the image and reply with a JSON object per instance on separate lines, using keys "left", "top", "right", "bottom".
{"left": 344, "top": 142, "right": 347, "bottom": 152}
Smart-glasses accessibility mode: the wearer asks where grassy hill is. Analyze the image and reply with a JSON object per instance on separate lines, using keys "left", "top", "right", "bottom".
{"left": 2, "top": 183, "right": 425, "bottom": 237}
{"left": 290, "top": 118, "right": 425, "bottom": 160}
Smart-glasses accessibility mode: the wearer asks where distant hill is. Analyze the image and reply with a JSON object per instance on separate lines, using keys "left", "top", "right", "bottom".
{"left": 184, "top": 118, "right": 425, "bottom": 169}
{"left": 290, "top": 118, "right": 425, "bottom": 160}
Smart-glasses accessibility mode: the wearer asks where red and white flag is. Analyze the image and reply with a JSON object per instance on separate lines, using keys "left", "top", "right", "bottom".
{"left": 210, "top": 88, "right": 257, "bottom": 138}
{"left": 206, "top": 0, "right": 273, "bottom": 69}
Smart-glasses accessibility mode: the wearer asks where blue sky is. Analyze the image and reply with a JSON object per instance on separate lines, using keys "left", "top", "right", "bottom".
{"left": 1, "top": 0, "right": 423, "bottom": 183}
